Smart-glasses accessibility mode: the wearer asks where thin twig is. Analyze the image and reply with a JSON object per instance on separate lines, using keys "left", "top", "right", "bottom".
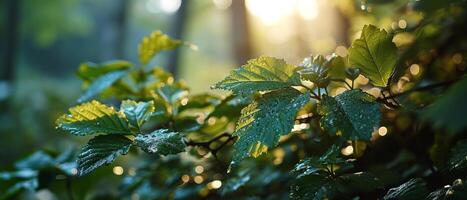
{"left": 378, "top": 79, "right": 459, "bottom": 101}
{"left": 331, "top": 78, "right": 352, "bottom": 90}
{"left": 185, "top": 133, "right": 237, "bottom": 158}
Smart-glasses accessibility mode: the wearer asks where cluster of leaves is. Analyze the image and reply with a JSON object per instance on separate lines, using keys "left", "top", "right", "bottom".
{"left": 2, "top": 0, "right": 467, "bottom": 199}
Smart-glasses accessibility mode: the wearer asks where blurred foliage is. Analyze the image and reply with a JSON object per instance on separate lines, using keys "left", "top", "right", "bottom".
{"left": 1, "top": 0, "right": 467, "bottom": 199}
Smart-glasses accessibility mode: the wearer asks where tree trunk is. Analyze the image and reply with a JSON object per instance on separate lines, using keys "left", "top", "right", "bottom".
{"left": 167, "top": 0, "right": 189, "bottom": 78}
{"left": 230, "top": 0, "right": 252, "bottom": 66}
{"left": 1, "top": 0, "right": 21, "bottom": 112}
{"left": 115, "top": 0, "right": 129, "bottom": 59}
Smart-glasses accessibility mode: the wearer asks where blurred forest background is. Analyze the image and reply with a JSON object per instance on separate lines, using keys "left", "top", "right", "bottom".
{"left": 1, "top": 0, "right": 452, "bottom": 197}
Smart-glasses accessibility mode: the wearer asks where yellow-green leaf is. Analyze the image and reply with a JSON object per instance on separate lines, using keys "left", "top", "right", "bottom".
{"left": 56, "top": 100, "right": 131, "bottom": 136}
{"left": 348, "top": 25, "right": 397, "bottom": 87}
{"left": 138, "top": 31, "right": 182, "bottom": 64}
{"left": 214, "top": 56, "right": 301, "bottom": 95}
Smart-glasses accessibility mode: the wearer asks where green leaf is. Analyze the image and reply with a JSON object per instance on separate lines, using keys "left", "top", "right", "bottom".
{"left": 448, "top": 139, "right": 467, "bottom": 171}
{"left": 57, "top": 100, "right": 131, "bottom": 136}
{"left": 290, "top": 174, "right": 335, "bottom": 200}
{"left": 383, "top": 178, "right": 428, "bottom": 200}
{"left": 220, "top": 172, "right": 251, "bottom": 196}
{"left": 77, "top": 60, "right": 132, "bottom": 81}
{"left": 120, "top": 100, "right": 155, "bottom": 129}
{"left": 290, "top": 152, "right": 339, "bottom": 200}
{"left": 14, "top": 151, "right": 55, "bottom": 170}
{"left": 0, "top": 170, "right": 37, "bottom": 181}
{"left": 348, "top": 25, "right": 397, "bottom": 87}
{"left": 155, "top": 83, "right": 189, "bottom": 105}
{"left": 214, "top": 56, "right": 301, "bottom": 95}
{"left": 134, "top": 129, "right": 186, "bottom": 156}
{"left": 290, "top": 149, "right": 380, "bottom": 200}
{"left": 179, "top": 94, "right": 222, "bottom": 112}
{"left": 231, "top": 88, "right": 309, "bottom": 165}
{"left": 426, "top": 178, "right": 467, "bottom": 200}
{"left": 319, "top": 90, "right": 381, "bottom": 140}
{"left": 138, "top": 31, "right": 182, "bottom": 64}
{"left": 77, "top": 135, "right": 133, "bottom": 176}
{"left": 78, "top": 70, "right": 127, "bottom": 103}
{"left": 297, "top": 54, "right": 330, "bottom": 84}
{"left": 422, "top": 77, "right": 467, "bottom": 133}
{"left": 0, "top": 178, "right": 38, "bottom": 200}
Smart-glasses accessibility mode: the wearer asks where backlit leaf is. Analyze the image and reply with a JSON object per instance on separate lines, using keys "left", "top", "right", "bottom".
{"left": 56, "top": 100, "right": 131, "bottom": 136}
{"left": 348, "top": 25, "right": 397, "bottom": 87}
{"left": 319, "top": 90, "right": 381, "bottom": 140}
{"left": 231, "top": 88, "right": 309, "bottom": 165}
{"left": 77, "top": 135, "right": 133, "bottom": 176}
{"left": 77, "top": 60, "right": 132, "bottom": 81}
{"left": 214, "top": 56, "right": 301, "bottom": 95}
{"left": 138, "top": 31, "right": 182, "bottom": 64}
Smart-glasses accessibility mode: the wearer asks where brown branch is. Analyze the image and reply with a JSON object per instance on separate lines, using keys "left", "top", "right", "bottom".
{"left": 378, "top": 78, "right": 460, "bottom": 101}
{"left": 185, "top": 133, "right": 237, "bottom": 158}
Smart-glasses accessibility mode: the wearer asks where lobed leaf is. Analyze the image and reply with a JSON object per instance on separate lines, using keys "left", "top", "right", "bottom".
{"left": 231, "top": 88, "right": 309, "bottom": 165}
{"left": 134, "top": 129, "right": 185, "bottom": 156}
{"left": 77, "top": 135, "right": 133, "bottom": 176}
{"left": 348, "top": 25, "right": 397, "bottom": 87}
{"left": 57, "top": 100, "right": 131, "bottom": 136}
{"left": 319, "top": 90, "right": 381, "bottom": 140}
{"left": 214, "top": 56, "right": 301, "bottom": 95}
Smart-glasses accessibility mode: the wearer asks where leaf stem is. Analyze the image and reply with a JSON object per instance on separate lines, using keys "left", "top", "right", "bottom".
{"left": 331, "top": 78, "right": 352, "bottom": 90}
{"left": 185, "top": 133, "right": 237, "bottom": 157}
{"left": 378, "top": 78, "right": 460, "bottom": 101}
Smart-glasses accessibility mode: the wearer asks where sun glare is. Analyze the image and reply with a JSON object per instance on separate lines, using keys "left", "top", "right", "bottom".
{"left": 246, "top": 0, "right": 319, "bottom": 25}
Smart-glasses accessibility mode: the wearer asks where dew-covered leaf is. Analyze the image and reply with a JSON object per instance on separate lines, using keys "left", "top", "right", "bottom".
{"left": 214, "top": 56, "right": 301, "bottom": 95}
{"left": 426, "top": 178, "right": 467, "bottom": 200}
{"left": 422, "top": 77, "right": 467, "bottom": 134}
{"left": 135, "top": 129, "right": 186, "bottom": 156}
{"left": 448, "top": 139, "right": 467, "bottom": 171}
{"left": 120, "top": 100, "right": 155, "bottom": 129}
{"left": 78, "top": 70, "right": 127, "bottom": 103}
{"left": 290, "top": 174, "right": 336, "bottom": 200}
{"left": 138, "top": 31, "right": 182, "bottom": 64}
{"left": 77, "top": 135, "right": 133, "bottom": 176}
{"left": 348, "top": 25, "right": 397, "bottom": 87}
{"left": 231, "top": 88, "right": 309, "bottom": 165}
{"left": 56, "top": 100, "right": 131, "bottom": 136}
{"left": 297, "top": 54, "right": 330, "bottom": 84}
{"left": 318, "top": 89, "right": 381, "bottom": 140}
{"left": 383, "top": 178, "right": 428, "bottom": 200}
